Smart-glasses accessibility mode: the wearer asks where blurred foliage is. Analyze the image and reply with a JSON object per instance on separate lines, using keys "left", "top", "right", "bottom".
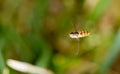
{"left": 0, "top": 0, "right": 120, "bottom": 74}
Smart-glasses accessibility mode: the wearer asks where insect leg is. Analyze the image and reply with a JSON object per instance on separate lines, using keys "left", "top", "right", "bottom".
{"left": 76, "top": 38, "right": 80, "bottom": 55}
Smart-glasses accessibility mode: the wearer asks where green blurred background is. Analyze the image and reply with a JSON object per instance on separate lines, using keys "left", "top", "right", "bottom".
{"left": 0, "top": 0, "right": 120, "bottom": 74}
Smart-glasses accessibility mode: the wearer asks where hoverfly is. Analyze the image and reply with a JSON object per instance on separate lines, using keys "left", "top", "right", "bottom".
{"left": 69, "top": 30, "right": 90, "bottom": 38}
{"left": 69, "top": 23, "right": 90, "bottom": 39}
{"left": 69, "top": 24, "right": 90, "bottom": 55}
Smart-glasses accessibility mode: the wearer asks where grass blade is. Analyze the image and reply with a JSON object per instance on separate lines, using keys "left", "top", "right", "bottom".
{"left": 97, "top": 29, "right": 120, "bottom": 74}
{"left": 86, "top": 0, "right": 112, "bottom": 27}
{"left": 0, "top": 37, "right": 6, "bottom": 73}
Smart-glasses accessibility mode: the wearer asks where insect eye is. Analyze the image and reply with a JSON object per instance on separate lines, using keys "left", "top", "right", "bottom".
{"left": 74, "top": 32, "right": 79, "bottom": 34}
{"left": 70, "top": 32, "right": 74, "bottom": 34}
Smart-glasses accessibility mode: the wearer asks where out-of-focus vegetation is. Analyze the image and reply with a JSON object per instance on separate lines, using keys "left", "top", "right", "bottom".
{"left": 0, "top": 0, "right": 120, "bottom": 74}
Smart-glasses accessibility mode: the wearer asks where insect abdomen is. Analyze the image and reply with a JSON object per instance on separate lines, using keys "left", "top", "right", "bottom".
{"left": 78, "top": 30, "right": 90, "bottom": 37}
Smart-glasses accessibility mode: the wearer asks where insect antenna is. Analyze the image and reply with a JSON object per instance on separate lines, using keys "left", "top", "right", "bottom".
{"left": 73, "top": 24, "right": 78, "bottom": 32}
